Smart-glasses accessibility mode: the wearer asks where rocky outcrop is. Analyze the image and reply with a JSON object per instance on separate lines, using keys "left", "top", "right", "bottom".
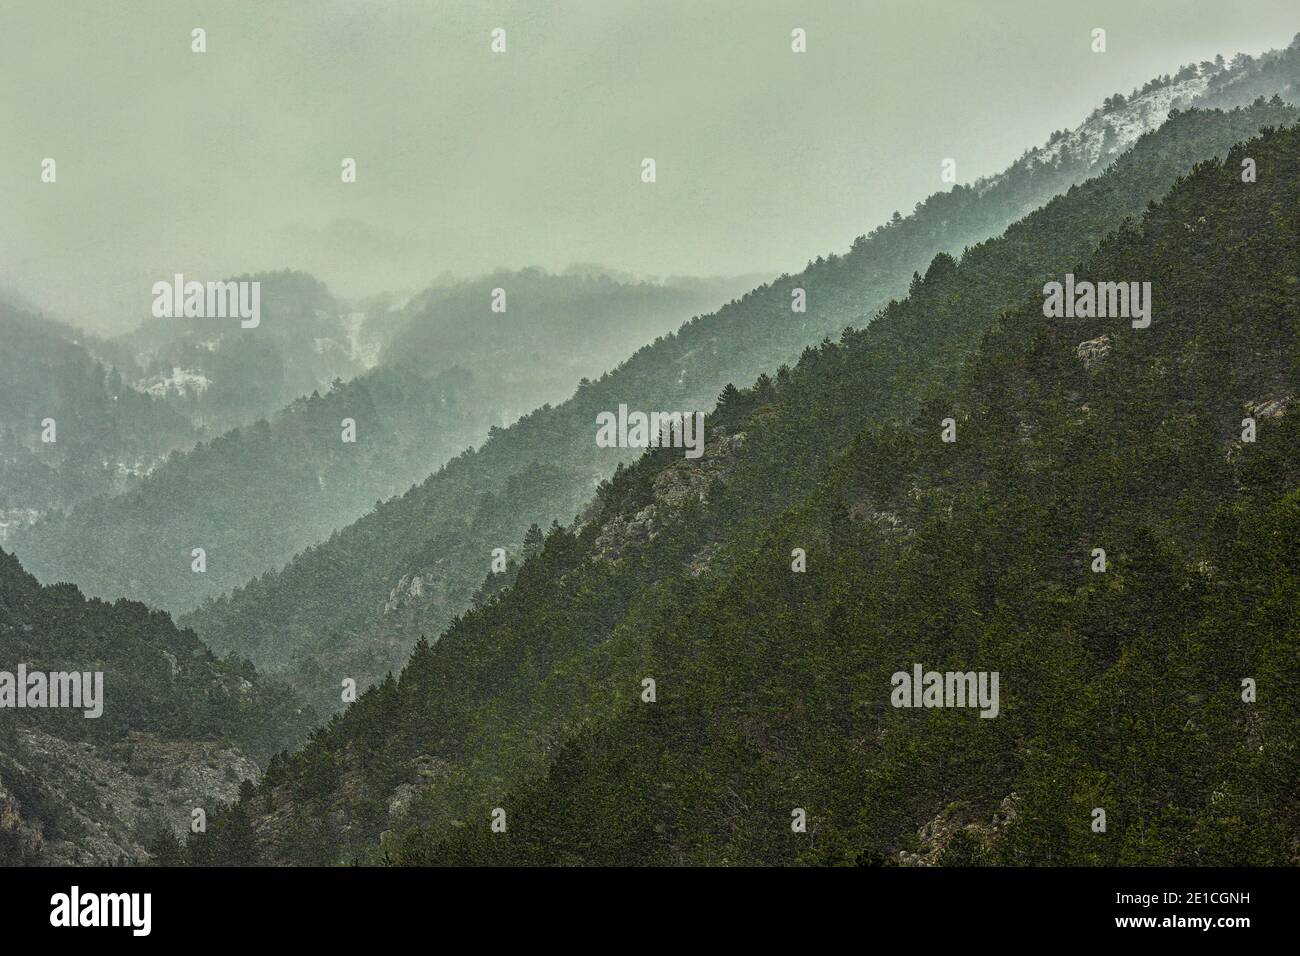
{"left": 593, "top": 505, "right": 659, "bottom": 562}
{"left": 0, "top": 728, "right": 258, "bottom": 866}
{"left": 896, "top": 793, "right": 1020, "bottom": 866}
{"left": 651, "top": 431, "right": 746, "bottom": 507}
{"left": 593, "top": 429, "right": 747, "bottom": 563}
{"left": 383, "top": 562, "right": 457, "bottom": 617}
{"left": 686, "top": 542, "right": 722, "bottom": 577}
{"left": 384, "top": 572, "right": 427, "bottom": 614}
{"left": 1075, "top": 334, "right": 1111, "bottom": 369}
{"left": 384, "top": 754, "right": 453, "bottom": 825}
{"left": 1245, "top": 395, "right": 1291, "bottom": 419}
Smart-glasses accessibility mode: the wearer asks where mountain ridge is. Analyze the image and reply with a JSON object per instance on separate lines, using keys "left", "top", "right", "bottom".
{"left": 187, "top": 88, "right": 1300, "bottom": 714}
{"left": 180, "top": 104, "right": 1299, "bottom": 864}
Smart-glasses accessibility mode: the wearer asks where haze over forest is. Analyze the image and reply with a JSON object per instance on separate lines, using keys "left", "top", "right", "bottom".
{"left": 1, "top": 0, "right": 1296, "bottom": 333}
{"left": 3, "top": 0, "right": 1300, "bottom": 892}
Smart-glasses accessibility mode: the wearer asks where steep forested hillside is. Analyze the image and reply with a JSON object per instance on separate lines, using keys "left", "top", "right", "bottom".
{"left": 1190, "top": 35, "right": 1300, "bottom": 110}
{"left": 418, "top": 118, "right": 1299, "bottom": 866}
{"left": 182, "top": 113, "right": 1299, "bottom": 865}
{"left": 0, "top": 549, "right": 313, "bottom": 865}
{"left": 184, "top": 99, "right": 1296, "bottom": 716}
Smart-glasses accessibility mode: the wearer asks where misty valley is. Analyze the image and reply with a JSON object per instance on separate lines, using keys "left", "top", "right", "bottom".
{"left": 0, "top": 4, "right": 1298, "bottom": 938}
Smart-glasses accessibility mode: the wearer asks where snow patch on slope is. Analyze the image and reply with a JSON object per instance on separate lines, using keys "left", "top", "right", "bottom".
{"left": 975, "top": 73, "right": 1213, "bottom": 196}
{"left": 137, "top": 366, "right": 212, "bottom": 398}
{"left": 1040, "top": 76, "right": 1209, "bottom": 168}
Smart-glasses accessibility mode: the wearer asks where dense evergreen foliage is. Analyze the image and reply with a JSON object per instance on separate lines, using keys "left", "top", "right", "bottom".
{"left": 0, "top": 550, "right": 310, "bottom": 751}
{"left": 420, "top": 121, "right": 1300, "bottom": 866}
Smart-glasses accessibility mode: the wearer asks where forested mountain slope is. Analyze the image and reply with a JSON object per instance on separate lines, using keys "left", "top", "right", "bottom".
{"left": 420, "top": 118, "right": 1300, "bottom": 866}
{"left": 2, "top": 271, "right": 365, "bottom": 550}
{"left": 0, "top": 549, "right": 314, "bottom": 865}
{"left": 2, "top": 273, "right": 380, "bottom": 524}
{"left": 1190, "top": 36, "right": 1300, "bottom": 110}
{"left": 182, "top": 93, "right": 1300, "bottom": 716}
{"left": 182, "top": 112, "right": 1299, "bottom": 865}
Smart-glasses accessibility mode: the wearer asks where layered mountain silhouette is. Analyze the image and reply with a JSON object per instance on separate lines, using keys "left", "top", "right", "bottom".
{"left": 183, "top": 107, "right": 1300, "bottom": 864}
{"left": 5, "top": 41, "right": 1300, "bottom": 869}
{"left": 184, "top": 92, "right": 1299, "bottom": 716}
{"left": 10, "top": 271, "right": 746, "bottom": 615}
{"left": 0, "top": 303, "right": 196, "bottom": 528}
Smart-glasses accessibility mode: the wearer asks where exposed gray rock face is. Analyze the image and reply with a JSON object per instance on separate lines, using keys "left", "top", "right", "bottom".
{"left": 383, "top": 564, "right": 455, "bottom": 616}
{"left": 896, "top": 793, "right": 1021, "bottom": 866}
{"left": 593, "top": 505, "right": 658, "bottom": 561}
{"left": 381, "top": 753, "right": 457, "bottom": 827}
{"left": 384, "top": 573, "right": 421, "bottom": 613}
{"left": 0, "top": 728, "right": 257, "bottom": 865}
{"left": 651, "top": 431, "right": 746, "bottom": 507}
{"left": 592, "top": 429, "right": 747, "bottom": 564}
{"left": 1245, "top": 396, "right": 1291, "bottom": 419}
{"left": 686, "top": 542, "right": 722, "bottom": 577}
{"left": 1075, "top": 334, "right": 1112, "bottom": 369}
{"left": 857, "top": 508, "right": 910, "bottom": 536}
{"left": 387, "top": 783, "right": 418, "bottom": 820}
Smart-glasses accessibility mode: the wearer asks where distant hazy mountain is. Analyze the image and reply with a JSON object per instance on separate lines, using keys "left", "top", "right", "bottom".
{"left": 380, "top": 268, "right": 767, "bottom": 416}
{"left": 11, "top": 270, "right": 750, "bottom": 615}
{"left": 8, "top": 36, "right": 1300, "bottom": 870}
{"left": 1, "top": 272, "right": 365, "bottom": 537}
{"left": 115, "top": 270, "right": 366, "bottom": 438}
{"left": 0, "top": 302, "right": 197, "bottom": 536}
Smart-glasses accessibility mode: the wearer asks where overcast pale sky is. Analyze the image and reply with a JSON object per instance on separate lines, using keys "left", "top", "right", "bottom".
{"left": 2, "top": 0, "right": 1297, "bottom": 333}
